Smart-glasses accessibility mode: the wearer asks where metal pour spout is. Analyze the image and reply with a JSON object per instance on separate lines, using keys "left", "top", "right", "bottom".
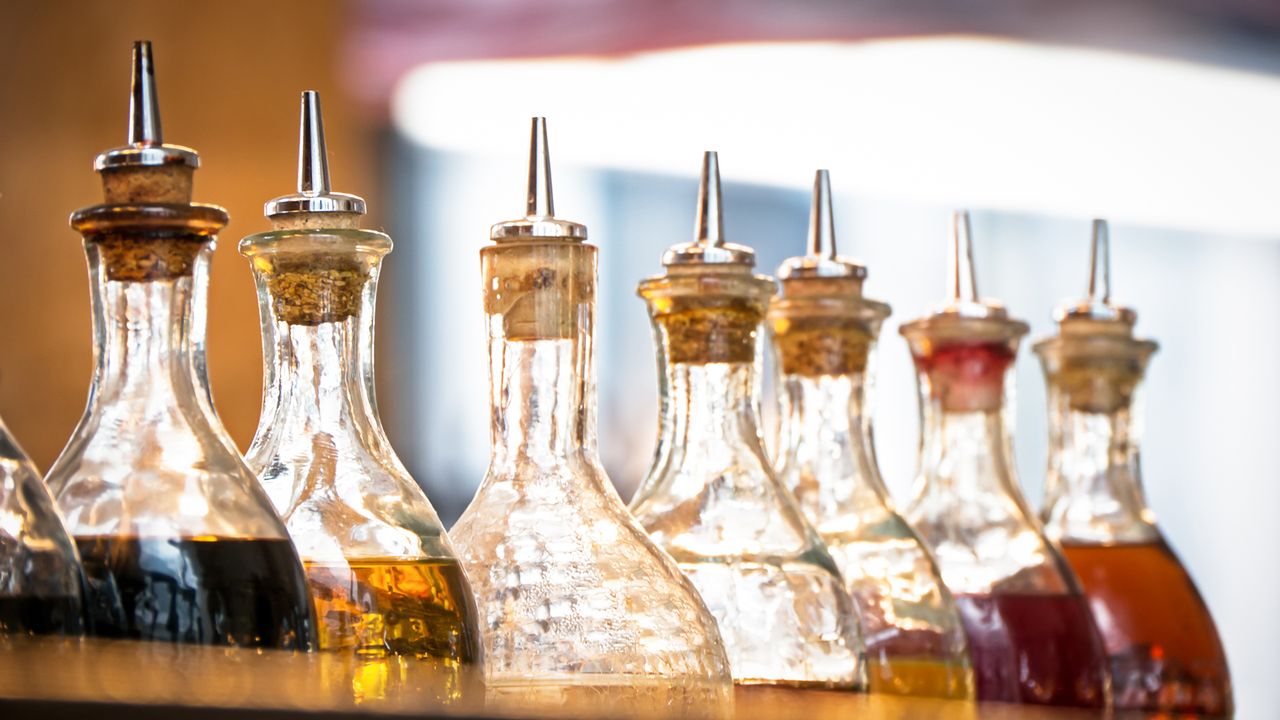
{"left": 948, "top": 210, "right": 979, "bottom": 304}
{"left": 265, "top": 90, "right": 365, "bottom": 219}
{"left": 490, "top": 117, "right": 586, "bottom": 241}
{"left": 695, "top": 151, "right": 724, "bottom": 247}
{"left": 807, "top": 169, "right": 835, "bottom": 259}
{"left": 94, "top": 41, "right": 199, "bottom": 172}
{"left": 1087, "top": 218, "right": 1111, "bottom": 305}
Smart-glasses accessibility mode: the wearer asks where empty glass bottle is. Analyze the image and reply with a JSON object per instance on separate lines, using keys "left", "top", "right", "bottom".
{"left": 240, "top": 92, "right": 482, "bottom": 704}
{"left": 0, "top": 418, "right": 84, "bottom": 637}
{"left": 449, "top": 119, "right": 732, "bottom": 715}
{"left": 630, "top": 153, "right": 861, "bottom": 689}
{"left": 769, "top": 171, "right": 971, "bottom": 699}
{"left": 899, "top": 211, "right": 1109, "bottom": 708}
{"left": 1036, "top": 220, "right": 1231, "bottom": 715}
{"left": 46, "top": 42, "right": 315, "bottom": 649}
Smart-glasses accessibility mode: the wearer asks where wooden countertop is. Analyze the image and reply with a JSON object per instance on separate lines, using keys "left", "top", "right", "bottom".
{"left": 0, "top": 638, "right": 1107, "bottom": 719}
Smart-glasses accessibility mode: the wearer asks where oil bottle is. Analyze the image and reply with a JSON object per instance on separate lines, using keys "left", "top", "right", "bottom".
{"left": 239, "top": 91, "right": 482, "bottom": 703}
{"left": 46, "top": 42, "right": 316, "bottom": 649}
{"left": 629, "top": 154, "right": 862, "bottom": 689}
{"left": 0, "top": 416, "right": 83, "bottom": 637}
{"left": 769, "top": 171, "right": 972, "bottom": 699}
{"left": 1036, "top": 220, "right": 1232, "bottom": 715}
{"left": 449, "top": 119, "right": 732, "bottom": 716}
{"left": 898, "top": 211, "right": 1110, "bottom": 708}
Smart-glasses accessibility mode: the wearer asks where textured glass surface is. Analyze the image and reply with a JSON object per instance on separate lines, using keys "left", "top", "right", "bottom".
{"left": 773, "top": 371, "right": 972, "bottom": 699}
{"left": 1037, "top": 332, "right": 1232, "bottom": 713}
{"left": 630, "top": 336, "right": 861, "bottom": 687}
{"left": 451, "top": 242, "right": 732, "bottom": 715}
{"left": 45, "top": 239, "right": 315, "bottom": 649}
{"left": 241, "top": 229, "right": 482, "bottom": 704}
{"left": 0, "top": 417, "right": 83, "bottom": 635}
{"left": 900, "top": 322, "right": 1110, "bottom": 707}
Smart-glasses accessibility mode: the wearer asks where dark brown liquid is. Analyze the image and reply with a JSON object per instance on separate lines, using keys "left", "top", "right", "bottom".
{"left": 1062, "top": 539, "right": 1232, "bottom": 715}
{"left": 954, "top": 592, "right": 1109, "bottom": 708}
{"left": 0, "top": 595, "right": 83, "bottom": 636}
{"left": 76, "top": 536, "right": 316, "bottom": 650}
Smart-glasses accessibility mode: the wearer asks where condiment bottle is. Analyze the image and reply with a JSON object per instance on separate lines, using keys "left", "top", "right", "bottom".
{"left": 47, "top": 42, "right": 316, "bottom": 649}
{"left": 769, "top": 171, "right": 972, "bottom": 699}
{"left": 899, "top": 211, "right": 1110, "bottom": 707}
{"left": 239, "top": 92, "right": 482, "bottom": 704}
{"left": 1035, "top": 220, "right": 1232, "bottom": 714}
{"left": 630, "top": 153, "right": 861, "bottom": 688}
{"left": 449, "top": 119, "right": 732, "bottom": 715}
{"left": 0, "top": 418, "right": 84, "bottom": 637}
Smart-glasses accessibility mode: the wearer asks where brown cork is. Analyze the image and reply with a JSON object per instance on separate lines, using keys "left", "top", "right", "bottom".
{"left": 262, "top": 255, "right": 371, "bottom": 326}
{"left": 269, "top": 213, "right": 362, "bottom": 231}
{"left": 101, "top": 166, "right": 194, "bottom": 204}
{"left": 771, "top": 316, "right": 873, "bottom": 376}
{"left": 93, "top": 234, "right": 207, "bottom": 282}
{"left": 482, "top": 242, "right": 595, "bottom": 341}
{"left": 654, "top": 296, "right": 765, "bottom": 364}
{"left": 1036, "top": 334, "right": 1156, "bottom": 414}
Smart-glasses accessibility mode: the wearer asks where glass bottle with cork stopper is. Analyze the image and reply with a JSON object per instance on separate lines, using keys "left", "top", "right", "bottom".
{"left": 449, "top": 119, "right": 732, "bottom": 716}
{"left": 0, "top": 417, "right": 84, "bottom": 638}
{"left": 899, "top": 211, "right": 1110, "bottom": 708}
{"left": 239, "top": 91, "right": 482, "bottom": 704}
{"left": 768, "top": 171, "right": 972, "bottom": 699}
{"left": 46, "top": 42, "right": 316, "bottom": 649}
{"left": 1035, "top": 220, "right": 1231, "bottom": 715}
{"left": 630, "top": 153, "right": 861, "bottom": 689}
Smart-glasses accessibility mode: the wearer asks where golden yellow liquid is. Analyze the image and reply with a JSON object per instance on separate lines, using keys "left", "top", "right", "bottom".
{"left": 865, "top": 657, "right": 975, "bottom": 700}
{"left": 304, "top": 558, "right": 483, "bottom": 705}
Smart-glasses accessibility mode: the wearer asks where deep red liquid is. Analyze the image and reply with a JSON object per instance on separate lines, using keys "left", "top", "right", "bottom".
{"left": 954, "top": 592, "right": 1109, "bottom": 708}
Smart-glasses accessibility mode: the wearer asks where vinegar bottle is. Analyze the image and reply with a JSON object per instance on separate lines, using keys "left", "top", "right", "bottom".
{"left": 47, "top": 42, "right": 315, "bottom": 650}
{"left": 630, "top": 154, "right": 862, "bottom": 689}
{"left": 1036, "top": 220, "right": 1232, "bottom": 715}
{"left": 240, "top": 92, "right": 482, "bottom": 704}
{"left": 449, "top": 119, "right": 732, "bottom": 716}
{"left": 899, "top": 211, "right": 1110, "bottom": 708}
{"left": 769, "top": 171, "right": 972, "bottom": 699}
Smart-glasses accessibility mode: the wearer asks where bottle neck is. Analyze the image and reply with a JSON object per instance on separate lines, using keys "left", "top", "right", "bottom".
{"left": 775, "top": 371, "right": 894, "bottom": 526}
{"left": 652, "top": 361, "right": 770, "bottom": 480}
{"left": 915, "top": 402, "right": 1026, "bottom": 505}
{"left": 1042, "top": 390, "right": 1157, "bottom": 544}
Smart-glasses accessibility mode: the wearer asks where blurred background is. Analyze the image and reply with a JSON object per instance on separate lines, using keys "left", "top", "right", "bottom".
{"left": 1, "top": 1, "right": 1277, "bottom": 715}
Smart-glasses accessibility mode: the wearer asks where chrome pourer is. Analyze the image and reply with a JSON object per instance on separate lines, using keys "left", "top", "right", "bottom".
{"left": 95, "top": 41, "right": 198, "bottom": 171}
{"left": 265, "top": 90, "right": 366, "bottom": 219}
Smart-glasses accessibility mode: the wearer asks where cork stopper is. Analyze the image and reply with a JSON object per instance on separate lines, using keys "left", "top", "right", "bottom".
{"left": 95, "top": 42, "right": 198, "bottom": 204}
{"left": 1034, "top": 219, "right": 1157, "bottom": 413}
{"left": 73, "top": 41, "right": 226, "bottom": 282}
{"left": 483, "top": 118, "right": 594, "bottom": 341}
{"left": 770, "top": 170, "right": 888, "bottom": 376}
{"left": 640, "top": 152, "right": 775, "bottom": 364}
{"left": 900, "top": 211, "right": 1027, "bottom": 412}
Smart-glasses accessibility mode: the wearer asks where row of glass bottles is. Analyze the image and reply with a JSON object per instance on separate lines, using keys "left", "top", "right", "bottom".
{"left": 0, "top": 41, "right": 1231, "bottom": 716}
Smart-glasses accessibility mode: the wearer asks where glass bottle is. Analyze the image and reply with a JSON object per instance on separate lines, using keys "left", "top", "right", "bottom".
{"left": 240, "top": 92, "right": 482, "bottom": 703}
{"left": 449, "top": 119, "right": 732, "bottom": 715}
{"left": 768, "top": 171, "right": 972, "bottom": 699}
{"left": 630, "top": 153, "right": 861, "bottom": 689}
{"left": 1036, "top": 220, "right": 1231, "bottom": 715}
{"left": 899, "top": 211, "right": 1110, "bottom": 708}
{"left": 0, "top": 417, "right": 84, "bottom": 637}
{"left": 46, "top": 42, "right": 316, "bottom": 649}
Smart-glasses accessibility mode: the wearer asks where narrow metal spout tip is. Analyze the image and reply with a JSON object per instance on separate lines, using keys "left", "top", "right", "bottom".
{"left": 526, "top": 116, "right": 554, "bottom": 217}
{"left": 695, "top": 150, "right": 724, "bottom": 246}
{"left": 128, "top": 40, "right": 162, "bottom": 145}
{"left": 807, "top": 169, "right": 836, "bottom": 259}
{"left": 1089, "top": 218, "right": 1111, "bottom": 303}
{"left": 948, "top": 210, "right": 979, "bottom": 302}
{"left": 298, "top": 90, "right": 331, "bottom": 195}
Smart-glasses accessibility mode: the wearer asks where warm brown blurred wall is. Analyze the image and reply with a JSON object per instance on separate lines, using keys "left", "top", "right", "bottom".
{"left": 0, "top": 0, "right": 378, "bottom": 469}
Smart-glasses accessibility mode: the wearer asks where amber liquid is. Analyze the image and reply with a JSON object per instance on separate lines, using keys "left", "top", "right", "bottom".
{"left": 864, "top": 657, "right": 972, "bottom": 700}
{"left": 954, "top": 592, "right": 1108, "bottom": 708}
{"left": 0, "top": 595, "right": 83, "bottom": 636}
{"left": 305, "top": 558, "right": 483, "bottom": 704}
{"left": 1062, "top": 539, "right": 1232, "bottom": 715}
{"left": 76, "top": 536, "right": 315, "bottom": 650}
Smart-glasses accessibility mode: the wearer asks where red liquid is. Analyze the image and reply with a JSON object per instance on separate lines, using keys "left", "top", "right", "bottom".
{"left": 1062, "top": 540, "right": 1232, "bottom": 715}
{"left": 954, "top": 592, "right": 1109, "bottom": 708}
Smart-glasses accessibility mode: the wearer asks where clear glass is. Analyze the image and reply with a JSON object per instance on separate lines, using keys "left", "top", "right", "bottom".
{"left": 1037, "top": 330, "right": 1232, "bottom": 714}
{"left": 451, "top": 241, "right": 732, "bottom": 716}
{"left": 0, "top": 416, "right": 84, "bottom": 636}
{"left": 631, "top": 275, "right": 862, "bottom": 688}
{"left": 47, "top": 211, "right": 315, "bottom": 650}
{"left": 900, "top": 319, "right": 1110, "bottom": 708}
{"left": 769, "top": 298, "right": 972, "bottom": 699}
{"left": 240, "top": 229, "right": 483, "bottom": 704}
